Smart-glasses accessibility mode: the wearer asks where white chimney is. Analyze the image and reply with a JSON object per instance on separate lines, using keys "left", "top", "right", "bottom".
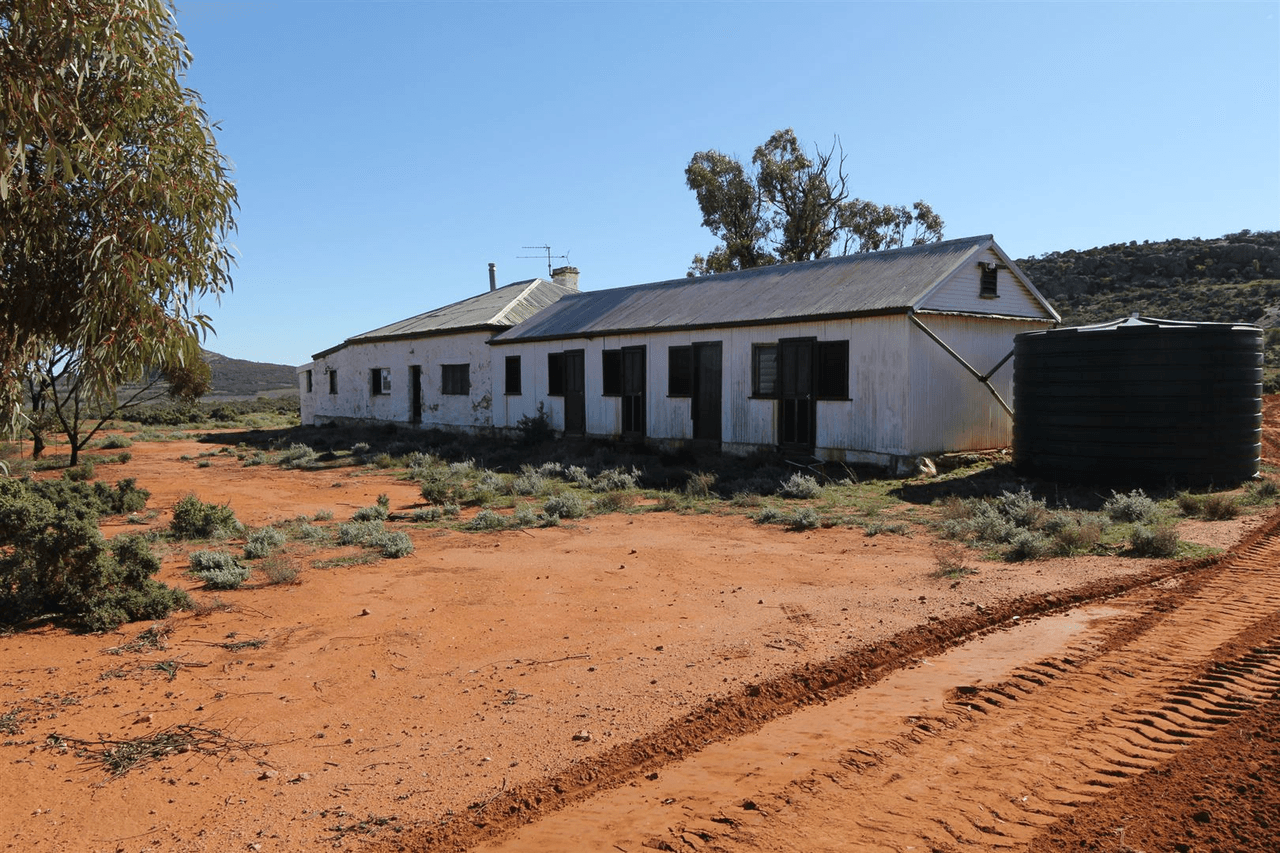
{"left": 551, "top": 265, "right": 579, "bottom": 291}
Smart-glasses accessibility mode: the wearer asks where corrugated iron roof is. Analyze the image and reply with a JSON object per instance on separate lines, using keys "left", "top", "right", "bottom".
{"left": 312, "top": 278, "right": 576, "bottom": 359}
{"left": 492, "top": 235, "right": 1016, "bottom": 343}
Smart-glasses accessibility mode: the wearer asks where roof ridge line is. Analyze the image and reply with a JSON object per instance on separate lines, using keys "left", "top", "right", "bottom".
{"left": 490, "top": 278, "right": 547, "bottom": 327}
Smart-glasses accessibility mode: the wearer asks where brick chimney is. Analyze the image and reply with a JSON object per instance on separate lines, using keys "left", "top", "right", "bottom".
{"left": 551, "top": 265, "right": 579, "bottom": 291}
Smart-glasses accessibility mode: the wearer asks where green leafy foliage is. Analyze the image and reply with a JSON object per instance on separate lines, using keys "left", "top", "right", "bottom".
{"left": 243, "top": 527, "right": 286, "bottom": 560}
{"left": 1, "top": 0, "right": 238, "bottom": 429}
{"left": 0, "top": 478, "right": 188, "bottom": 631}
{"left": 686, "top": 128, "right": 944, "bottom": 274}
{"left": 169, "top": 495, "right": 241, "bottom": 539}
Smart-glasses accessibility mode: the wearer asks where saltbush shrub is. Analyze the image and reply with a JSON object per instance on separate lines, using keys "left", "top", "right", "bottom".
{"left": 353, "top": 503, "right": 389, "bottom": 522}
{"left": 1104, "top": 489, "right": 1159, "bottom": 524}
{"left": 1005, "top": 529, "right": 1052, "bottom": 562}
{"left": 277, "top": 443, "right": 318, "bottom": 469}
{"left": 188, "top": 550, "right": 251, "bottom": 590}
{"left": 591, "top": 467, "right": 639, "bottom": 493}
{"left": 374, "top": 530, "right": 414, "bottom": 558}
{"left": 467, "top": 509, "right": 507, "bottom": 531}
{"left": 778, "top": 472, "right": 822, "bottom": 499}
{"left": 170, "top": 495, "right": 241, "bottom": 539}
{"left": 544, "top": 493, "right": 585, "bottom": 519}
{"left": 1128, "top": 524, "right": 1179, "bottom": 557}
{"left": 244, "top": 527, "right": 287, "bottom": 559}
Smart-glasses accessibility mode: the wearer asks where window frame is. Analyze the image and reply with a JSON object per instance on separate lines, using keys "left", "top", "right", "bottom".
{"left": 304, "top": 369, "right": 313, "bottom": 394}
{"left": 441, "top": 363, "right": 470, "bottom": 396}
{"left": 371, "top": 367, "right": 390, "bottom": 396}
{"left": 601, "top": 349, "right": 623, "bottom": 397}
{"left": 752, "top": 343, "right": 778, "bottom": 399}
{"left": 980, "top": 263, "right": 999, "bottom": 298}
{"left": 667, "top": 345, "right": 693, "bottom": 397}
{"left": 547, "top": 352, "right": 565, "bottom": 396}
{"left": 504, "top": 355, "right": 522, "bottom": 396}
{"left": 328, "top": 369, "right": 338, "bottom": 395}
{"left": 814, "top": 340, "right": 849, "bottom": 401}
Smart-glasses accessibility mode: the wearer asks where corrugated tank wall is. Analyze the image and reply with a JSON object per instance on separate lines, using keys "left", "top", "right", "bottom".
{"left": 1013, "top": 317, "right": 1262, "bottom": 485}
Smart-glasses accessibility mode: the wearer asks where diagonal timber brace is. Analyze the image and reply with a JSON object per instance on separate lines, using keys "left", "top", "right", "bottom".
{"left": 908, "top": 312, "right": 1014, "bottom": 418}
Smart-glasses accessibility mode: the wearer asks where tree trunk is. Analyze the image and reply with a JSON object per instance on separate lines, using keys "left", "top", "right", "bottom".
{"left": 29, "top": 429, "right": 45, "bottom": 460}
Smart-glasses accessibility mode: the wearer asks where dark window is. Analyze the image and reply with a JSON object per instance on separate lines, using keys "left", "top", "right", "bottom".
{"left": 980, "top": 264, "right": 999, "bottom": 298}
{"left": 752, "top": 344, "right": 778, "bottom": 398}
{"left": 371, "top": 368, "right": 390, "bottom": 396}
{"left": 441, "top": 363, "right": 470, "bottom": 396}
{"left": 668, "top": 346, "right": 693, "bottom": 397}
{"left": 328, "top": 369, "right": 338, "bottom": 395}
{"left": 815, "top": 340, "right": 849, "bottom": 400}
{"left": 602, "top": 349, "right": 622, "bottom": 396}
{"left": 547, "top": 352, "right": 565, "bottom": 396}
{"left": 505, "top": 356, "right": 521, "bottom": 395}
{"left": 304, "top": 370, "right": 313, "bottom": 393}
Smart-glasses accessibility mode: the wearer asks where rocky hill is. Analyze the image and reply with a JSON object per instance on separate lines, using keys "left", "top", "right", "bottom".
{"left": 200, "top": 349, "right": 297, "bottom": 398}
{"left": 1016, "top": 230, "right": 1280, "bottom": 328}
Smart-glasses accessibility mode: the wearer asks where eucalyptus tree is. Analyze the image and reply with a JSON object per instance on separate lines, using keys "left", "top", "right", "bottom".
{"left": 685, "top": 128, "right": 945, "bottom": 275}
{"left": 1, "top": 0, "right": 238, "bottom": 430}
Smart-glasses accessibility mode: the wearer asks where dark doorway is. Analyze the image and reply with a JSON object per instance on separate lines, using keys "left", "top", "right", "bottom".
{"left": 621, "top": 346, "right": 646, "bottom": 440}
{"left": 691, "top": 341, "right": 722, "bottom": 444}
{"left": 779, "top": 337, "right": 815, "bottom": 450}
{"left": 409, "top": 365, "right": 422, "bottom": 424}
{"left": 563, "top": 349, "right": 586, "bottom": 435}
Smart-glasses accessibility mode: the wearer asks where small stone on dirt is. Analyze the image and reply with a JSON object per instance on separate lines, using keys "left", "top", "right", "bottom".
{"left": 571, "top": 730, "right": 592, "bottom": 742}
{"left": 258, "top": 770, "right": 278, "bottom": 781}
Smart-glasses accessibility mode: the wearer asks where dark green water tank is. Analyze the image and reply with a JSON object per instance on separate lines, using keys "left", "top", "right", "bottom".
{"left": 1013, "top": 316, "right": 1262, "bottom": 486}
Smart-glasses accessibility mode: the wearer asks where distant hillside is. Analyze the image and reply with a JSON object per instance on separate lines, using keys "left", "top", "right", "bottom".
{"left": 201, "top": 349, "right": 297, "bottom": 398}
{"left": 1016, "top": 230, "right": 1280, "bottom": 328}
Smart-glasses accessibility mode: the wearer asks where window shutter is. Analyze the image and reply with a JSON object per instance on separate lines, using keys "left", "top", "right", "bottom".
{"left": 753, "top": 344, "right": 778, "bottom": 398}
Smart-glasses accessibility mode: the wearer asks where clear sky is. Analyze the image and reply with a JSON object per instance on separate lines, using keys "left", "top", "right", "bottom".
{"left": 174, "top": 0, "right": 1280, "bottom": 366}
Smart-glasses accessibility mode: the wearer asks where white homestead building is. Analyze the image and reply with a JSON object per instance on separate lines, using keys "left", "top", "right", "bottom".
{"left": 299, "top": 236, "right": 1059, "bottom": 471}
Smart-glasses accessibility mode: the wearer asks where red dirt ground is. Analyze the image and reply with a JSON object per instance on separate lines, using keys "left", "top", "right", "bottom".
{"left": 1, "top": 403, "right": 1278, "bottom": 852}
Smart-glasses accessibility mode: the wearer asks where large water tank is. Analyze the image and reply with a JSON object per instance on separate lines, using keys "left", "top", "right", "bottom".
{"left": 1013, "top": 316, "right": 1262, "bottom": 486}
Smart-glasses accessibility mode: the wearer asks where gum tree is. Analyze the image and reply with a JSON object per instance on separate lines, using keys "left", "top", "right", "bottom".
{"left": 685, "top": 128, "right": 944, "bottom": 275}
{"left": 1, "top": 0, "right": 237, "bottom": 430}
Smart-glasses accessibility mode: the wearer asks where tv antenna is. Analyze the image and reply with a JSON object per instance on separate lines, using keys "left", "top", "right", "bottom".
{"left": 520, "top": 245, "right": 569, "bottom": 277}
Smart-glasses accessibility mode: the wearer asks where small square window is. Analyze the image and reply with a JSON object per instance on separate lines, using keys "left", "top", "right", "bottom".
{"left": 371, "top": 368, "right": 390, "bottom": 395}
{"left": 442, "top": 363, "right": 470, "bottom": 396}
{"left": 328, "top": 369, "right": 338, "bottom": 395}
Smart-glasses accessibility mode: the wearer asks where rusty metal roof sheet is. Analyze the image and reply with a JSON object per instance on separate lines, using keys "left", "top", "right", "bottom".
{"left": 312, "top": 278, "right": 576, "bottom": 358}
{"left": 492, "top": 235, "right": 1011, "bottom": 343}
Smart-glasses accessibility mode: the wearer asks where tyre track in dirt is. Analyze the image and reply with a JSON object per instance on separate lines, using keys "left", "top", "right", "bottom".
{"left": 377, "top": 510, "right": 1280, "bottom": 852}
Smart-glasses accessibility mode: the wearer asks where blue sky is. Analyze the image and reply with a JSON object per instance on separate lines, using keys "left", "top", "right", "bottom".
{"left": 175, "top": 0, "right": 1280, "bottom": 366}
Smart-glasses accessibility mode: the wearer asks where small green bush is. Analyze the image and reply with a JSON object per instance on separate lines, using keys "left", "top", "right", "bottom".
{"left": 1049, "top": 518, "right": 1103, "bottom": 556}
{"left": 467, "top": 508, "right": 507, "bottom": 530}
{"left": 278, "top": 443, "right": 318, "bottom": 469}
{"left": 412, "top": 507, "right": 442, "bottom": 522}
{"left": 754, "top": 506, "right": 787, "bottom": 525}
{"left": 787, "top": 507, "right": 821, "bottom": 530}
{"left": 64, "top": 461, "right": 95, "bottom": 482}
{"left": 374, "top": 530, "right": 414, "bottom": 558}
{"left": 511, "top": 465, "right": 549, "bottom": 496}
{"left": 778, "top": 472, "right": 822, "bottom": 499}
{"left": 1199, "top": 493, "right": 1239, "bottom": 521}
{"left": 544, "top": 493, "right": 585, "bottom": 519}
{"left": 337, "top": 520, "right": 385, "bottom": 546}
{"left": 1005, "top": 529, "right": 1052, "bottom": 562}
{"left": 418, "top": 468, "right": 458, "bottom": 504}
{"left": 99, "top": 435, "right": 133, "bottom": 450}
{"left": 244, "top": 527, "right": 287, "bottom": 559}
{"left": 242, "top": 451, "right": 267, "bottom": 467}
{"left": 591, "top": 467, "right": 639, "bottom": 492}
{"left": 515, "top": 404, "right": 555, "bottom": 446}
{"left": 170, "top": 495, "right": 241, "bottom": 539}
{"left": 592, "top": 491, "right": 637, "bottom": 514}
{"left": 188, "top": 550, "right": 251, "bottom": 590}
{"left": 1104, "top": 489, "right": 1159, "bottom": 524}
{"left": 353, "top": 503, "right": 389, "bottom": 522}
{"left": 1128, "top": 524, "right": 1180, "bottom": 558}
